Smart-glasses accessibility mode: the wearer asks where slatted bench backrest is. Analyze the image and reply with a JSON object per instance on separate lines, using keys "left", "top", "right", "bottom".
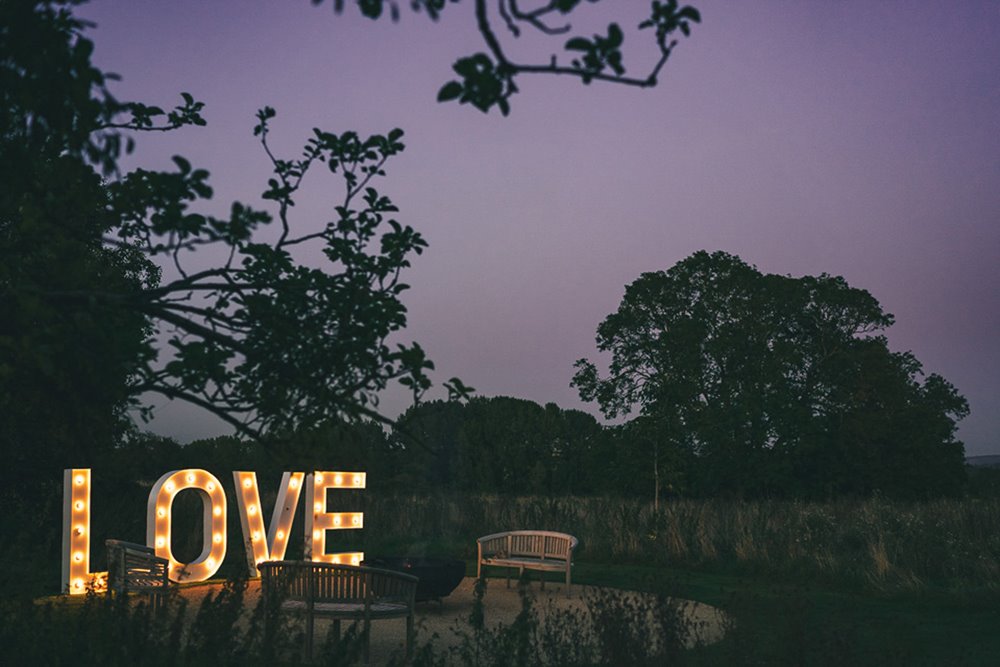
{"left": 106, "top": 539, "right": 169, "bottom": 595}
{"left": 260, "top": 561, "right": 416, "bottom": 605}
{"left": 510, "top": 532, "right": 570, "bottom": 560}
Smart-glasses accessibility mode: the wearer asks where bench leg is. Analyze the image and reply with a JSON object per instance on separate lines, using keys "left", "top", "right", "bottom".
{"left": 305, "top": 614, "right": 315, "bottom": 663}
{"left": 363, "top": 618, "right": 371, "bottom": 665}
{"left": 406, "top": 612, "right": 414, "bottom": 663}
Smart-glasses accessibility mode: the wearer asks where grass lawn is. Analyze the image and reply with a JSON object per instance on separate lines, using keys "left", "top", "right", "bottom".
{"left": 471, "top": 560, "right": 1000, "bottom": 666}
{"left": 23, "top": 555, "right": 1000, "bottom": 665}
{"left": 371, "top": 528, "right": 1000, "bottom": 665}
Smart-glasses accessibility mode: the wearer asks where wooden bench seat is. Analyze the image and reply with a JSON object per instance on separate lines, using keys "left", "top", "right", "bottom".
{"left": 105, "top": 539, "right": 169, "bottom": 605}
{"left": 260, "top": 560, "right": 417, "bottom": 664}
{"left": 280, "top": 599, "right": 411, "bottom": 617}
{"left": 477, "top": 530, "right": 578, "bottom": 588}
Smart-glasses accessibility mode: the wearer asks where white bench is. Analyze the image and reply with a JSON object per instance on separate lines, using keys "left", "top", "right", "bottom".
{"left": 477, "top": 530, "right": 578, "bottom": 588}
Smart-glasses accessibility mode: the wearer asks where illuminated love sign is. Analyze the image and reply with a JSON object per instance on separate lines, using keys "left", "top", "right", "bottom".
{"left": 62, "top": 468, "right": 365, "bottom": 595}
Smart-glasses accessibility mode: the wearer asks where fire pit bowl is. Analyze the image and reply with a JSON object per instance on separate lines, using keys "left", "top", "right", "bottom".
{"left": 362, "top": 556, "right": 466, "bottom": 602}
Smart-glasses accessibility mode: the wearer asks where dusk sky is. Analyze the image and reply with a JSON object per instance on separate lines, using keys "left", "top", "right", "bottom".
{"left": 79, "top": 1, "right": 999, "bottom": 456}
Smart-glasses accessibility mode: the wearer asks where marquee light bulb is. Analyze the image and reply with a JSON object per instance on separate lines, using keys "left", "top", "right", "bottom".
{"left": 315, "top": 473, "right": 323, "bottom": 483}
{"left": 213, "top": 533, "right": 222, "bottom": 544}
{"left": 75, "top": 475, "right": 84, "bottom": 485}
{"left": 243, "top": 479, "right": 252, "bottom": 489}
{"left": 353, "top": 475, "right": 362, "bottom": 486}
{"left": 73, "top": 579, "right": 83, "bottom": 590}
{"left": 75, "top": 525, "right": 85, "bottom": 536}
{"left": 252, "top": 531, "right": 260, "bottom": 541}
{"left": 157, "top": 508, "right": 165, "bottom": 518}
{"left": 165, "top": 481, "right": 174, "bottom": 492}
{"left": 313, "top": 530, "right": 321, "bottom": 540}
{"left": 289, "top": 478, "right": 299, "bottom": 489}
{"left": 248, "top": 505, "right": 256, "bottom": 515}
{"left": 74, "top": 552, "right": 83, "bottom": 563}
{"left": 156, "top": 537, "right": 165, "bottom": 548}
{"left": 333, "top": 516, "right": 341, "bottom": 526}
{"left": 207, "top": 482, "right": 215, "bottom": 491}
{"left": 314, "top": 502, "right": 322, "bottom": 513}
{"left": 186, "top": 473, "right": 195, "bottom": 483}
{"left": 276, "top": 530, "right": 285, "bottom": 540}
{"left": 74, "top": 501, "right": 84, "bottom": 511}
{"left": 334, "top": 474, "right": 343, "bottom": 485}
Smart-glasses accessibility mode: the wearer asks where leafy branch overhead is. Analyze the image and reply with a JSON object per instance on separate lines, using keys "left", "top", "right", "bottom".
{"left": 3, "top": 2, "right": 473, "bottom": 444}
{"left": 314, "top": 0, "right": 700, "bottom": 115}
{"left": 113, "top": 112, "right": 446, "bottom": 437}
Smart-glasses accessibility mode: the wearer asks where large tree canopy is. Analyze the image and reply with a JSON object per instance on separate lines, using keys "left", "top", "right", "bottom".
{"left": 314, "top": 0, "right": 701, "bottom": 115}
{"left": 573, "top": 251, "right": 969, "bottom": 498}
{"left": 0, "top": 0, "right": 460, "bottom": 499}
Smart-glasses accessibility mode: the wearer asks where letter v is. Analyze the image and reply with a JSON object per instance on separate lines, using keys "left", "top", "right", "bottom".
{"left": 232, "top": 471, "right": 304, "bottom": 576}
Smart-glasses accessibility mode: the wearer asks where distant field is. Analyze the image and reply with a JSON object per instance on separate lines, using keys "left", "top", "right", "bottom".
{"left": 967, "top": 455, "right": 1000, "bottom": 467}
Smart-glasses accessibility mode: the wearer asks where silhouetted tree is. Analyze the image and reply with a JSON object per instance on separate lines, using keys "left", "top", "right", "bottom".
{"left": 573, "top": 251, "right": 969, "bottom": 498}
{"left": 1, "top": 1, "right": 467, "bottom": 505}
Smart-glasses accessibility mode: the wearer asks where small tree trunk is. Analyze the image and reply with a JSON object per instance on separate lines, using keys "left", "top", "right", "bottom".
{"left": 653, "top": 439, "right": 660, "bottom": 512}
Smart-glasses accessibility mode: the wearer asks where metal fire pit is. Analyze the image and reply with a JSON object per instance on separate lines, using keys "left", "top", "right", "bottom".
{"left": 362, "top": 556, "right": 466, "bottom": 602}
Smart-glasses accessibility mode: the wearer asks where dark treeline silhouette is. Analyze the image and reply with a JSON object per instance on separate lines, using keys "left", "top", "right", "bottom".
{"left": 76, "top": 389, "right": 969, "bottom": 505}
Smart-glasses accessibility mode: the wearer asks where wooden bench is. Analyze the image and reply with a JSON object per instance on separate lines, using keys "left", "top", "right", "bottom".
{"left": 477, "top": 530, "right": 578, "bottom": 588}
{"left": 259, "top": 560, "right": 418, "bottom": 664}
{"left": 105, "top": 539, "right": 170, "bottom": 606}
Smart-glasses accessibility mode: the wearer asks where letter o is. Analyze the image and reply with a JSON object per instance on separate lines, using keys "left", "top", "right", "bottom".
{"left": 147, "top": 469, "right": 226, "bottom": 582}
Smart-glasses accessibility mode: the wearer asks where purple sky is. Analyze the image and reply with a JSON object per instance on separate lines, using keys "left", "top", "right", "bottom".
{"left": 79, "top": 1, "right": 1000, "bottom": 456}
